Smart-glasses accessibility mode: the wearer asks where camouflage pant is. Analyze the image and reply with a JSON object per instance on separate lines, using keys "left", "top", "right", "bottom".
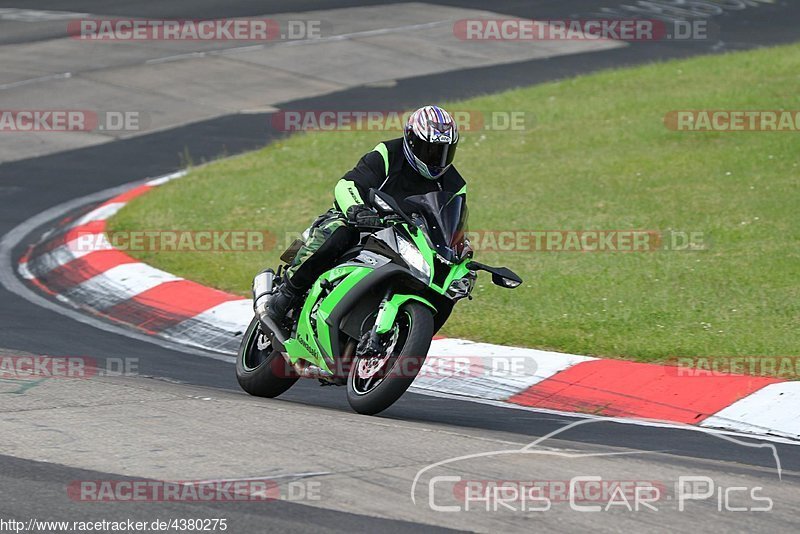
{"left": 285, "top": 210, "right": 359, "bottom": 289}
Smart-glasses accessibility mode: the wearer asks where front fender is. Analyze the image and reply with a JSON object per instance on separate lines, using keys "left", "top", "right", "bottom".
{"left": 376, "top": 293, "right": 437, "bottom": 335}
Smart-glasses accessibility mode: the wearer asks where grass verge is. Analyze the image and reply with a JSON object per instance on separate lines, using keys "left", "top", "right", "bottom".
{"left": 109, "top": 43, "right": 800, "bottom": 364}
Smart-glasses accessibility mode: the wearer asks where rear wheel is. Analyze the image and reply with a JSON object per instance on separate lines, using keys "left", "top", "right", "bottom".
{"left": 346, "top": 302, "right": 434, "bottom": 415}
{"left": 236, "top": 316, "right": 299, "bottom": 398}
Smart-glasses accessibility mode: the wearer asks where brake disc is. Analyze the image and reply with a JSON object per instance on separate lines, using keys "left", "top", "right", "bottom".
{"left": 356, "top": 328, "right": 399, "bottom": 379}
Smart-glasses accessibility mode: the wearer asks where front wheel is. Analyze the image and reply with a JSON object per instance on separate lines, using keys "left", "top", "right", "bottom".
{"left": 236, "top": 316, "right": 299, "bottom": 398}
{"left": 346, "top": 302, "right": 434, "bottom": 415}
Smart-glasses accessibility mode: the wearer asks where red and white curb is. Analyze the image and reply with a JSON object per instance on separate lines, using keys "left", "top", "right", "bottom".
{"left": 18, "top": 174, "right": 800, "bottom": 441}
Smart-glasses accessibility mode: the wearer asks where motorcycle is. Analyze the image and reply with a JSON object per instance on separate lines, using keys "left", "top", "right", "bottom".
{"left": 236, "top": 188, "right": 522, "bottom": 415}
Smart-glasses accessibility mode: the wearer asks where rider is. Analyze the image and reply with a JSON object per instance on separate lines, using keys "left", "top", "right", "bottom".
{"left": 266, "top": 105, "right": 466, "bottom": 323}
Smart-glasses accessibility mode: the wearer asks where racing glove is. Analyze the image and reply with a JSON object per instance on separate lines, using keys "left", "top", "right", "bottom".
{"left": 346, "top": 204, "right": 382, "bottom": 227}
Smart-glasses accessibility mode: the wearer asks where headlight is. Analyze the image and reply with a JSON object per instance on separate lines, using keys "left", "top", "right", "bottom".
{"left": 397, "top": 235, "right": 430, "bottom": 280}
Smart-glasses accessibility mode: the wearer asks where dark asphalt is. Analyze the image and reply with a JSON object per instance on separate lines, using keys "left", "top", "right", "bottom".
{"left": 1, "top": 0, "right": 799, "bottom": 531}
{"left": 0, "top": 454, "right": 458, "bottom": 534}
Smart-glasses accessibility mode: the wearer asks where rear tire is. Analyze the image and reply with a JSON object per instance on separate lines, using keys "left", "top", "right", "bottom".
{"left": 346, "top": 302, "right": 434, "bottom": 415}
{"left": 236, "top": 316, "right": 299, "bottom": 398}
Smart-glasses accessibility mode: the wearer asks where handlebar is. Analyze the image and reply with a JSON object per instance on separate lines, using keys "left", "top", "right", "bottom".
{"left": 346, "top": 214, "right": 411, "bottom": 231}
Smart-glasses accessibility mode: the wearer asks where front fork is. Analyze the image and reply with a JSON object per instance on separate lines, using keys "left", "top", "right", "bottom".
{"left": 357, "top": 288, "right": 393, "bottom": 357}
{"left": 358, "top": 290, "right": 437, "bottom": 355}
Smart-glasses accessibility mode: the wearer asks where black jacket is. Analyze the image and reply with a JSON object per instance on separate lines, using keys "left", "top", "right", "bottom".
{"left": 335, "top": 138, "right": 466, "bottom": 214}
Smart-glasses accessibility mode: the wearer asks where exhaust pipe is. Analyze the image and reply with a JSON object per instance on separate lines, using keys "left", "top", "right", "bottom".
{"left": 253, "top": 269, "right": 276, "bottom": 314}
{"left": 252, "top": 269, "right": 288, "bottom": 345}
{"left": 285, "top": 357, "right": 334, "bottom": 379}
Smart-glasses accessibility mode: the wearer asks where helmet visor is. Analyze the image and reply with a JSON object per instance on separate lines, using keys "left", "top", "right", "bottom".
{"left": 412, "top": 138, "right": 457, "bottom": 171}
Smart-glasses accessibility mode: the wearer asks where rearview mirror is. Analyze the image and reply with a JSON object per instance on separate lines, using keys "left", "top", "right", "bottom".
{"left": 492, "top": 272, "right": 522, "bottom": 289}
{"left": 467, "top": 261, "right": 523, "bottom": 289}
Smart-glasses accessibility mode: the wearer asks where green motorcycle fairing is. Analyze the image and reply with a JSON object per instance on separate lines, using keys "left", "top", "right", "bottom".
{"left": 374, "top": 293, "right": 435, "bottom": 335}
{"left": 283, "top": 190, "right": 473, "bottom": 371}
{"left": 283, "top": 265, "right": 371, "bottom": 373}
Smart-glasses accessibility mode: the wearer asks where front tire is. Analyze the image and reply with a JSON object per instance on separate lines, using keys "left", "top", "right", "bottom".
{"left": 346, "top": 302, "right": 434, "bottom": 415}
{"left": 236, "top": 316, "right": 299, "bottom": 398}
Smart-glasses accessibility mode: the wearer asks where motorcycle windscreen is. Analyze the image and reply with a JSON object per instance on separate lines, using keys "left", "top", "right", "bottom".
{"left": 405, "top": 191, "right": 468, "bottom": 262}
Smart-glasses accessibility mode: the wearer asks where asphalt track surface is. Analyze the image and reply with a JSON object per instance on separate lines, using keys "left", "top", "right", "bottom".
{"left": 2, "top": 1, "right": 800, "bottom": 532}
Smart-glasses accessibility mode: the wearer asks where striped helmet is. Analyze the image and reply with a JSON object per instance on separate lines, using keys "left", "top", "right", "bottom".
{"left": 403, "top": 105, "right": 459, "bottom": 180}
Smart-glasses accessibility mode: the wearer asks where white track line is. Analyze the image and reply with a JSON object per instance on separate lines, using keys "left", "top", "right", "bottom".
{"left": 701, "top": 382, "right": 800, "bottom": 439}
{"left": 416, "top": 338, "right": 594, "bottom": 400}
{"left": 71, "top": 202, "right": 126, "bottom": 227}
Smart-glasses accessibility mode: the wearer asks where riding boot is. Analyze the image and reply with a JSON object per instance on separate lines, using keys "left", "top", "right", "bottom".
{"left": 266, "top": 275, "right": 305, "bottom": 323}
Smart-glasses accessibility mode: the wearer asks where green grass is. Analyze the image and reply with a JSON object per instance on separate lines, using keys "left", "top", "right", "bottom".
{"left": 109, "top": 43, "right": 800, "bottom": 363}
